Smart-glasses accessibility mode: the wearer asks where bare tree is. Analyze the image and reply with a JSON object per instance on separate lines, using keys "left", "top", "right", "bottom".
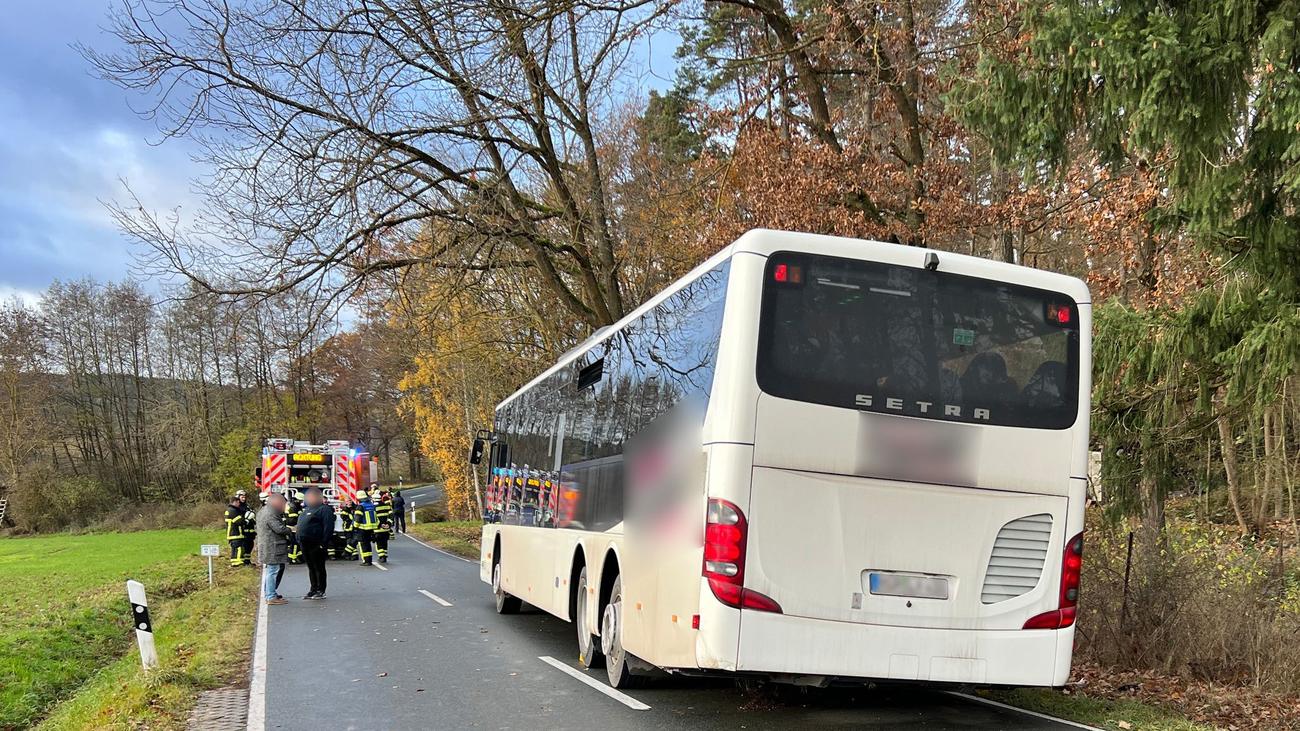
{"left": 85, "top": 0, "right": 671, "bottom": 327}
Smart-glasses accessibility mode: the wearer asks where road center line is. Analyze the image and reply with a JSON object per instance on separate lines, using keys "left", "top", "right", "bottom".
{"left": 401, "top": 532, "right": 476, "bottom": 564}
{"left": 245, "top": 591, "right": 268, "bottom": 731}
{"left": 418, "top": 589, "right": 453, "bottom": 607}
{"left": 538, "top": 655, "right": 650, "bottom": 711}
{"left": 946, "top": 691, "right": 1102, "bottom": 730}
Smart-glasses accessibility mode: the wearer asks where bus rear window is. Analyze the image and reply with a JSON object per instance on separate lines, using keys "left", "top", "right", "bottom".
{"left": 756, "top": 253, "right": 1080, "bottom": 429}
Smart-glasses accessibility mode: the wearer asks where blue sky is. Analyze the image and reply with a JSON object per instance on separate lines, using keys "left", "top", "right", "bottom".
{"left": 0, "top": 2, "right": 679, "bottom": 306}
{"left": 0, "top": 1, "right": 203, "bottom": 304}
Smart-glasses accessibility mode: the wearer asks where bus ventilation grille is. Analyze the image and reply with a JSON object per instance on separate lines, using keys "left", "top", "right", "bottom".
{"left": 980, "top": 513, "right": 1053, "bottom": 604}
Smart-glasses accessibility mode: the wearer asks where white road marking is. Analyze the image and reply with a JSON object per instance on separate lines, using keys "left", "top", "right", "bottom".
{"left": 401, "top": 532, "right": 476, "bottom": 564}
{"left": 947, "top": 691, "right": 1103, "bottom": 730}
{"left": 538, "top": 655, "right": 650, "bottom": 711}
{"left": 419, "top": 589, "right": 453, "bottom": 607}
{"left": 246, "top": 592, "right": 268, "bottom": 731}
{"left": 373, "top": 563, "right": 389, "bottom": 571}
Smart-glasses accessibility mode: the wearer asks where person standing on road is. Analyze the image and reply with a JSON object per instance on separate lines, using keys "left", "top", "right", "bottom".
{"left": 391, "top": 489, "right": 406, "bottom": 534}
{"left": 224, "top": 494, "right": 248, "bottom": 567}
{"left": 373, "top": 485, "right": 392, "bottom": 563}
{"left": 256, "top": 492, "right": 292, "bottom": 605}
{"left": 340, "top": 498, "right": 357, "bottom": 560}
{"left": 352, "top": 490, "right": 378, "bottom": 566}
{"left": 239, "top": 490, "right": 258, "bottom": 565}
{"left": 296, "top": 486, "right": 334, "bottom": 599}
{"left": 285, "top": 492, "right": 303, "bottom": 565}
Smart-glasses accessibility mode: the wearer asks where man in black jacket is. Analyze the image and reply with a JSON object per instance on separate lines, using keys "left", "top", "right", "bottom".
{"left": 391, "top": 489, "right": 407, "bottom": 534}
{"left": 296, "top": 487, "right": 335, "bottom": 599}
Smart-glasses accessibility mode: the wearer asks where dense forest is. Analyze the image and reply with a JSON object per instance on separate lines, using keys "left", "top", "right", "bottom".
{"left": 1, "top": 0, "right": 1297, "bottom": 712}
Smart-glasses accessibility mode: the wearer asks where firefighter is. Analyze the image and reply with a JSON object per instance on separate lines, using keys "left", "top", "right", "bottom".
{"left": 224, "top": 494, "right": 248, "bottom": 566}
{"left": 339, "top": 499, "right": 358, "bottom": 560}
{"left": 373, "top": 485, "right": 392, "bottom": 563}
{"left": 352, "top": 490, "right": 379, "bottom": 566}
{"left": 285, "top": 491, "right": 303, "bottom": 564}
{"left": 238, "top": 491, "right": 258, "bottom": 564}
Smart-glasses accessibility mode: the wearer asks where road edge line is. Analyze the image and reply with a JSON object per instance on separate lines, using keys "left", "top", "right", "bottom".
{"left": 373, "top": 563, "right": 389, "bottom": 571}
{"left": 418, "top": 589, "right": 454, "bottom": 607}
{"left": 945, "top": 691, "right": 1103, "bottom": 730}
{"left": 538, "top": 655, "right": 650, "bottom": 711}
{"left": 401, "top": 532, "right": 476, "bottom": 564}
{"left": 246, "top": 592, "right": 268, "bottom": 731}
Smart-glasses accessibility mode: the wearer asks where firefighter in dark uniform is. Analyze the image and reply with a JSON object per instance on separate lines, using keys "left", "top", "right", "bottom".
{"left": 285, "top": 492, "right": 303, "bottom": 564}
{"left": 353, "top": 490, "right": 379, "bottom": 566}
{"left": 339, "top": 499, "right": 357, "bottom": 560}
{"left": 373, "top": 485, "right": 392, "bottom": 563}
{"left": 225, "top": 494, "right": 249, "bottom": 566}
{"left": 238, "top": 490, "right": 257, "bottom": 564}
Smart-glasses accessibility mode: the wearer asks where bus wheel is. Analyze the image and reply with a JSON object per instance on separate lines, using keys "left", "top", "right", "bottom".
{"left": 575, "top": 566, "right": 604, "bottom": 669}
{"left": 601, "top": 575, "right": 644, "bottom": 689}
{"left": 492, "top": 556, "right": 521, "bottom": 614}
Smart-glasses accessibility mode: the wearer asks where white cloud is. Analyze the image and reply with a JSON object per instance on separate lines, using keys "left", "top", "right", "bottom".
{"left": 0, "top": 285, "right": 42, "bottom": 308}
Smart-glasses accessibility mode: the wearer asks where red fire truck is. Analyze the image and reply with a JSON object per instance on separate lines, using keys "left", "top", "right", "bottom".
{"left": 257, "top": 438, "right": 377, "bottom": 542}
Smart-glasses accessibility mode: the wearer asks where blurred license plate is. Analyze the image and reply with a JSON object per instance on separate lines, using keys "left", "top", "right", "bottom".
{"left": 867, "top": 572, "right": 949, "bottom": 600}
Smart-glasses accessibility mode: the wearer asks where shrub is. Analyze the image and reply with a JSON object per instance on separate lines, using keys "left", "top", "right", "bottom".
{"left": 7, "top": 470, "right": 116, "bottom": 533}
{"left": 1078, "top": 517, "right": 1300, "bottom": 692}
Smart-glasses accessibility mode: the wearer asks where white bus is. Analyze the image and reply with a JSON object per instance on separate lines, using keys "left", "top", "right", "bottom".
{"left": 476, "top": 229, "right": 1091, "bottom": 689}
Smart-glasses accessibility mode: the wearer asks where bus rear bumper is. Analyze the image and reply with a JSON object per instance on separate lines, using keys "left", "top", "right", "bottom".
{"left": 734, "top": 610, "right": 1073, "bottom": 687}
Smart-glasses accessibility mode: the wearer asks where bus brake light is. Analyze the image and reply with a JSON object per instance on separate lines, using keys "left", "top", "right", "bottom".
{"left": 1023, "top": 531, "right": 1083, "bottom": 629}
{"left": 703, "top": 499, "right": 782, "bottom": 613}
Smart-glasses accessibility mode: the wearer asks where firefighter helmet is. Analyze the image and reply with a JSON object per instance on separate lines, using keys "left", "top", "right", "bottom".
{"left": 357, "top": 490, "right": 369, "bottom": 500}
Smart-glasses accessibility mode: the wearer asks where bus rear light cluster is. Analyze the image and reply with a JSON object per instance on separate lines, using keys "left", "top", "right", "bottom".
{"left": 1023, "top": 532, "right": 1083, "bottom": 630}
{"left": 703, "top": 499, "right": 782, "bottom": 613}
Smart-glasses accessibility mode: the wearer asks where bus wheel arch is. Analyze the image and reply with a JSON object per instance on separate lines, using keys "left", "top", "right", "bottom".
{"left": 491, "top": 534, "right": 521, "bottom": 615}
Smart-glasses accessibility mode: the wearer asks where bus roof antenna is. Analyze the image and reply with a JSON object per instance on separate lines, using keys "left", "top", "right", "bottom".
{"left": 924, "top": 252, "right": 940, "bottom": 272}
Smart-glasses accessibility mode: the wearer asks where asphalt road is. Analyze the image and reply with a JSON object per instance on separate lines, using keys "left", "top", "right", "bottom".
{"left": 260, "top": 532, "right": 1091, "bottom": 730}
{"left": 395, "top": 483, "right": 444, "bottom": 511}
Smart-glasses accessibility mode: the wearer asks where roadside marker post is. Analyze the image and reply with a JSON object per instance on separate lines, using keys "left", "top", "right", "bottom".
{"left": 410, "top": 501, "right": 416, "bottom": 525}
{"left": 126, "top": 580, "right": 158, "bottom": 671}
{"left": 200, "top": 544, "right": 220, "bottom": 586}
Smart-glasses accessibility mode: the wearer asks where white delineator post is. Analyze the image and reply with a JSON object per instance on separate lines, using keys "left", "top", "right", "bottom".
{"left": 126, "top": 580, "right": 158, "bottom": 671}
{"left": 410, "top": 501, "right": 417, "bottom": 525}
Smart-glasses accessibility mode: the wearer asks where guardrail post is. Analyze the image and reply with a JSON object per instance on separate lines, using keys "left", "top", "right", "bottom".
{"left": 127, "top": 580, "right": 158, "bottom": 671}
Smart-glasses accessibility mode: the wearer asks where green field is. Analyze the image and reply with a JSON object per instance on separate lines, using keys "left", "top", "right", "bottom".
{"left": 0, "top": 530, "right": 257, "bottom": 730}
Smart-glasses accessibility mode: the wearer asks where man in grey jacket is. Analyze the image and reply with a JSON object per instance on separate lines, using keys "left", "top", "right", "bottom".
{"left": 257, "top": 492, "right": 293, "bottom": 605}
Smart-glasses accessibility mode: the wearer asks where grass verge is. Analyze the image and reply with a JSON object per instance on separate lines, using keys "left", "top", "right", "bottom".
{"left": 407, "top": 520, "right": 482, "bottom": 559}
{"left": 0, "top": 529, "right": 257, "bottom": 729}
{"left": 985, "top": 688, "right": 1214, "bottom": 731}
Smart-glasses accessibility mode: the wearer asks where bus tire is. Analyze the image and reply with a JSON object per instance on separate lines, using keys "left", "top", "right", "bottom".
{"left": 575, "top": 565, "right": 604, "bottom": 669}
{"left": 601, "top": 575, "right": 645, "bottom": 689}
{"left": 492, "top": 553, "right": 521, "bottom": 615}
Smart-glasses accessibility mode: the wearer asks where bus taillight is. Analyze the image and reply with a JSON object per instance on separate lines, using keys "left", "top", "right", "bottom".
{"left": 704, "top": 499, "right": 782, "bottom": 613}
{"left": 1023, "top": 531, "right": 1083, "bottom": 629}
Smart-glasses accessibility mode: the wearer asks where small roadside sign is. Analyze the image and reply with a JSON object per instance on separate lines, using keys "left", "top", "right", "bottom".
{"left": 200, "top": 544, "right": 220, "bottom": 586}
